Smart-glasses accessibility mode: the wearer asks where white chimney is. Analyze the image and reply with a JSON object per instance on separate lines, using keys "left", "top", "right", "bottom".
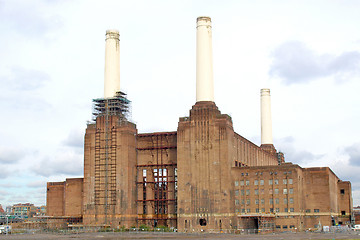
{"left": 261, "top": 88, "right": 273, "bottom": 145}
{"left": 104, "top": 30, "right": 120, "bottom": 98}
{"left": 196, "top": 16, "right": 214, "bottom": 102}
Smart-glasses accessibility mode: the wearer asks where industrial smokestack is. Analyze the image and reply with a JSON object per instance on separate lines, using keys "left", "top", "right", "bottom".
{"left": 261, "top": 88, "right": 273, "bottom": 145}
{"left": 196, "top": 16, "right": 214, "bottom": 102}
{"left": 104, "top": 30, "right": 120, "bottom": 98}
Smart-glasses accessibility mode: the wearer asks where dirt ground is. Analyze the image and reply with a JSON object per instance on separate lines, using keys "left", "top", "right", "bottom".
{"left": 1, "top": 232, "right": 360, "bottom": 240}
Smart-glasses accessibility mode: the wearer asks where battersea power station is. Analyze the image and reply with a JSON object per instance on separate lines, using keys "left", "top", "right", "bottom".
{"left": 46, "top": 17, "right": 353, "bottom": 232}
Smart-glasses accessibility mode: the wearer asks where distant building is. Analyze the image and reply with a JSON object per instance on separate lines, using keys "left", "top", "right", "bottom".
{"left": 12, "top": 203, "right": 37, "bottom": 218}
{"left": 0, "top": 205, "right": 4, "bottom": 215}
{"left": 46, "top": 17, "right": 353, "bottom": 232}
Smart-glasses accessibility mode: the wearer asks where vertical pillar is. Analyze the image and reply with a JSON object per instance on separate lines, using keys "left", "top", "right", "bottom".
{"left": 196, "top": 17, "right": 214, "bottom": 102}
{"left": 260, "top": 88, "right": 273, "bottom": 145}
{"left": 104, "top": 30, "right": 120, "bottom": 98}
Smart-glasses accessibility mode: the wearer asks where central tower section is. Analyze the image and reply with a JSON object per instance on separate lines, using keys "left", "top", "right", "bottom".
{"left": 177, "top": 17, "right": 235, "bottom": 232}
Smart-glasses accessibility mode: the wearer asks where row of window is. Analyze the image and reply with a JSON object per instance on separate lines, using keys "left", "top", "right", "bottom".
{"left": 235, "top": 208, "right": 295, "bottom": 213}
{"left": 235, "top": 188, "right": 294, "bottom": 196}
{"left": 276, "top": 225, "right": 296, "bottom": 229}
{"left": 235, "top": 179, "right": 293, "bottom": 186}
{"left": 235, "top": 198, "right": 294, "bottom": 205}
{"left": 239, "top": 171, "right": 292, "bottom": 177}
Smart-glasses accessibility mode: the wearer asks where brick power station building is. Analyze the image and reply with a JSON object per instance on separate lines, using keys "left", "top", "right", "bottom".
{"left": 46, "top": 17, "right": 353, "bottom": 232}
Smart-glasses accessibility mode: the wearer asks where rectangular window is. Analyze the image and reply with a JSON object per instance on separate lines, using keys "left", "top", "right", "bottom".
{"left": 241, "top": 209, "right": 245, "bottom": 213}
{"left": 246, "top": 208, "right": 250, "bottom": 213}
{"left": 290, "top": 225, "right": 295, "bottom": 229}
{"left": 254, "top": 180, "right": 258, "bottom": 185}
{"left": 235, "top": 199, "right": 239, "bottom": 205}
{"left": 255, "top": 199, "right": 259, "bottom": 204}
{"left": 314, "top": 209, "right": 320, "bottom": 213}
{"left": 260, "top": 179, "right": 264, "bottom": 185}
{"left": 274, "top": 188, "right": 279, "bottom": 194}
{"left": 269, "top": 189, "right": 273, "bottom": 194}
{"left": 283, "top": 189, "right": 288, "bottom": 194}
{"left": 276, "top": 225, "right": 281, "bottom": 229}
{"left": 255, "top": 189, "right": 259, "bottom": 195}
{"left": 289, "top": 179, "right": 293, "bottom": 184}
{"left": 274, "top": 179, "right": 279, "bottom": 185}
{"left": 305, "top": 209, "right": 311, "bottom": 213}
{"left": 269, "top": 179, "right": 273, "bottom": 185}
{"left": 275, "top": 198, "right": 279, "bottom": 204}
{"left": 341, "top": 210, "right": 346, "bottom": 215}
{"left": 235, "top": 181, "right": 239, "bottom": 187}
{"left": 284, "top": 208, "right": 288, "bottom": 212}
{"left": 235, "top": 190, "right": 239, "bottom": 196}
{"left": 269, "top": 198, "right": 273, "bottom": 204}
{"left": 246, "top": 180, "right": 250, "bottom": 185}
{"left": 270, "top": 208, "right": 274, "bottom": 212}
{"left": 240, "top": 180, "right": 244, "bottom": 186}
{"left": 260, "top": 189, "right": 264, "bottom": 194}
{"left": 289, "top": 198, "right": 294, "bottom": 204}
{"left": 276, "top": 208, "right": 280, "bottom": 212}
{"left": 241, "top": 190, "right": 245, "bottom": 196}
{"left": 261, "top": 199, "right": 265, "bottom": 204}
{"left": 283, "top": 225, "right": 288, "bottom": 229}
{"left": 246, "top": 199, "right": 250, "bottom": 205}
{"left": 340, "top": 189, "right": 345, "bottom": 194}
{"left": 241, "top": 199, "right": 245, "bottom": 205}
{"left": 290, "top": 208, "right": 294, "bottom": 212}
{"left": 283, "top": 179, "right": 287, "bottom": 184}
{"left": 256, "top": 208, "right": 259, "bottom": 213}
{"left": 284, "top": 198, "right": 288, "bottom": 204}
{"left": 143, "top": 169, "right": 147, "bottom": 177}
{"left": 289, "top": 188, "right": 293, "bottom": 194}
{"left": 246, "top": 190, "right": 250, "bottom": 195}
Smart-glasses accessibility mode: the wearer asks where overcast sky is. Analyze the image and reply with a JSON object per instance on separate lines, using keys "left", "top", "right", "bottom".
{"left": 0, "top": 0, "right": 359, "bottom": 208}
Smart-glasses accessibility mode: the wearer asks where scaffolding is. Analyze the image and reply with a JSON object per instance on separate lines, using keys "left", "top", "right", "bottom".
{"left": 136, "top": 132, "right": 177, "bottom": 228}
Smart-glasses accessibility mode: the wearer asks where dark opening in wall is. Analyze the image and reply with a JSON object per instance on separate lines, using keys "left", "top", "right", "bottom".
{"left": 340, "top": 189, "right": 345, "bottom": 194}
{"left": 199, "top": 218, "right": 207, "bottom": 226}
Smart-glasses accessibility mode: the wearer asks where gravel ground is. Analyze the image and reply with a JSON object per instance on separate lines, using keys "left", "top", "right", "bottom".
{"left": 1, "top": 232, "right": 360, "bottom": 240}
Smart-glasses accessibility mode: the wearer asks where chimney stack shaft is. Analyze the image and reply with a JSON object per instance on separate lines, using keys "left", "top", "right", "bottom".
{"left": 104, "top": 30, "right": 120, "bottom": 98}
{"left": 196, "top": 17, "right": 214, "bottom": 102}
{"left": 261, "top": 88, "right": 273, "bottom": 145}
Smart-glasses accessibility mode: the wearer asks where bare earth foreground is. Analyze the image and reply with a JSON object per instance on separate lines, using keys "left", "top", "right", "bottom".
{"left": 2, "top": 232, "right": 360, "bottom": 240}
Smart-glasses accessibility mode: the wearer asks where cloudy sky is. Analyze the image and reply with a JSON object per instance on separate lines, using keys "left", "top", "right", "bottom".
{"left": 0, "top": 0, "right": 360, "bottom": 208}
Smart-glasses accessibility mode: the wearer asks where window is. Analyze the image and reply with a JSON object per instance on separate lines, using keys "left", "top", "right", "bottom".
{"left": 269, "top": 189, "right": 273, "bottom": 194}
{"left": 269, "top": 199, "right": 273, "bottom": 204}
{"left": 246, "top": 190, "right": 250, "bottom": 195}
{"left": 260, "top": 180, "right": 264, "bottom": 185}
{"left": 270, "top": 208, "right": 274, "bottom": 212}
{"left": 241, "top": 209, "right": 245, "bottom": 213}
{"left": 235, "top": 181, "right": 239, "bottom": 187}
{"left": 284, "top": 208, "right": 288, "bottom": 212}
{"left": 261, "top": 208, "right": 265, "bottom": 212}
{"left": 275, "top": 198, "right": 279, "bottom": 204}
{"left": 260, "top": 189, "right": 264, "bottom": 194}
{"left": 289, "top": 188, "right": 293, "bottom": 194}
{"left": 235, "top": 209, "right": 239, "bottom": 213}
{"left": 256, "top": 208, "right": 259, "bottom": 213}
{"left": 341, "top": 210, "right": 346, "bottom": 215}
{"left": 314, "top": 209, "right": 320, "bottom": 213}
{"left": 246, "top": 180, "right": 250, "bottom": 185}
{"left": 261, "top": 199, "right": 265, "bottom": 204}
{"left": 241, "top": 199, "right": 244, "bottom": 205}
{"left": 290, "top": 225, "right": 295, "bottom": 229}
{"left": 276, "top": 225, "right": 281, "bottom": 229}
{"left": 290, "top": 208, "right": 294, "bottom": 212}
{"left": 283, "top": 225, "right": 288, "bottom": 229}
{"left": 283, "top": 189, "right": 288, "bottom": 194}
{"left": 276, "top": 208, "right": 280, "bottom": 212}
{"left": 340, "top": 189, "right": 345, "bottom": 194}
{"left": 241, "top": 190, "right": 245, "bottom": 196}
{"left": 199, "top": 218, "right": 206, "bottom": 226}
{"left": 235, "top": 190, "right": 239, "bottom": 196}
{"left": 254, "top": 180, "right": 258, "bottom": 185}
{"left": 246, "top": 199, "right": 250, "bottom": 205}
{"left": 284, "top": 198, "right": 288, "bottom": 204}
{"left": 255, "top": 189, "right": 259, "bottom": 195}
{"left": 143, "top": 169, "right": 147, "bottom": 177}
{"left": 269, "top": 179, "right": 273, "bottom": 185}
{"left": 289, "top": 198, "right": 294, "bottom": 204}
{"left": 240, "top": 180, "right": 244, "bottom": 186}
{"left": 255, "top": 199, "right": 259, "bottom": 204}
{"left": 235, "top": 199, "right": 239, "bottom": 205}
{"left": 305, "top": 209, "right": 311, "bottom": 213}
{"left": 274, "top": 179, "right": 279, "bottom": 185}
{"left": 246, "top": 208, "right": 250, "bottom": 213}
{"left": 289, "top": 179, "right": 293, "bottom": 184}
{"left": 283, "top": 179, "right": 287, "bottom": 184}
{"left": 274, "top": 188, "right": 279, "bottom": 194}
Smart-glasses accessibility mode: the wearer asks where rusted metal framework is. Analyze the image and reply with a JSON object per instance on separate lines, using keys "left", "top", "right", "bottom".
{"left": 136, "top": 132, "right": 177, "bottom": 227}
